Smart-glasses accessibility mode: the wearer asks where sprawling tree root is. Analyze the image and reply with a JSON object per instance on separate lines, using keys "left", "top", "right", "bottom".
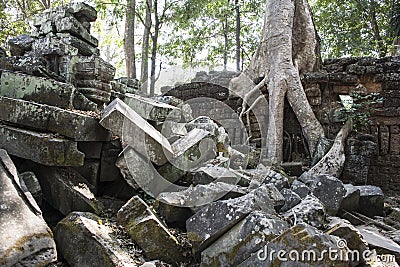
{"left": 230, "top": 0, "right": 351, "bottom": 177}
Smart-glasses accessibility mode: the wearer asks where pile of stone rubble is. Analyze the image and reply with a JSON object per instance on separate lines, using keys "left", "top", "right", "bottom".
{"left": 0, "top": 3, "right": 399, "bottom": 267}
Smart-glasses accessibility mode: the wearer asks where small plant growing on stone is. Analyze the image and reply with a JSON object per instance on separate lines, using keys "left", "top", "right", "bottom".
{"left": 338, "top": 93, "right": 383, "bottom": 131}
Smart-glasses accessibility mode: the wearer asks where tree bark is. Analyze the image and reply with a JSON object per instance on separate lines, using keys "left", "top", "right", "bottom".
{"left": 230, "top": 0, "right": 325, "bottom": 163}
{"left": 141, "top": 0, "right": 152, "bottom": 93}
{"left": 235, "top": 0, "right": 241, "bottom": 71}
{"left": 149, "top": 0, "right": 159, "bottom": 96}
{"left": 124, "top": 0, "right": 136, "bottom": 79}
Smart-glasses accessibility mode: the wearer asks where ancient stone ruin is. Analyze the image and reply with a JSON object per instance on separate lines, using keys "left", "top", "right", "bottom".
{"left": 0, "top": 3, "right": 399, "bottom": 267}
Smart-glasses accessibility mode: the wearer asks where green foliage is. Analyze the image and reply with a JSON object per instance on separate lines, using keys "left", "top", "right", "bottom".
{"left": 338, "top": 93, "right": 383, "bottom": 131}
{"left": 311, "top": 0, "right": 393, "bottom": 58}
{"left": 0, "top": 0, "right": 70, "bottom": 48}
{"left": 160, "top": 0, "right": 264, "bottom": 68}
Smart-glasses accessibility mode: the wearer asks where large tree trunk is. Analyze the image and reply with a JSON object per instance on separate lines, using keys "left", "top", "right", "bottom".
{"left": 235, "top": 0, "right": 241, "bottom": 72}
{"left": 124, "top": 0, "right": 136, "bottom": 79}
{"left": 230, "top": 0, "right": 326, "bottom": 164}
{"left": 149, "top": 0, "right": 159, "bottom": 96}
{"left": 141, "top": 0, "right": 152, "bottom": 93}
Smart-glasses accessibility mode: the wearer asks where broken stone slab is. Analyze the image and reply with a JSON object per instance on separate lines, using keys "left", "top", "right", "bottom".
{"left": 171, "top": 128, "right": 216, "bottom": 171}
{"left": 299, "top": 174, "right": 346, "bottom": 215}
{"left": 73, "top": 160, "right": 100, "bottom": 193}
{"left": 117, "top": 196, "right": 184, "bottom": 264}
{"left": 244, "top": 167, "right": 289, "bottom": 191}
{"left": 75, "top": 55, "right": 116, "bottom": 82}
{"left": 356, "top": 225, "right": 400, "bottom": 262}
{"left": 290, "top": 179, "right": 311, "bottom": 198}
{"left": 157, "top": 182, "right": 247, "bottom": 208}
{"left": 355, "top": 185, "right": 384, "bottom": 217}
{"left": 157, "top": 121, "right": 188, "bottom": 141}
{"left": 100, "top": 99, "right": 174, "bottom": 166}
{"left": 54, "top": 212, "right": 136, "bottom": 267}
{"left": 0, "top": 150, "right": 57, "bottom": 266}
{"left": 8, "top": 34, "right": 35, "bottom": 56}
{"left": 189, "top": 165, "right": 240, "bottom": 185}
{"left": 340, "top": 184, "right": 360, "bottom": 212}
{"left": 124, "top": 93, "right": 181, "bottom": 122}
{"left": 153, "top": 200, "right": 193, "bottom": 229}
{"left": 284, "top": 194, "right": 326, "bottom": 228}
{"left": 326, "top": 217, "right": 368, "bottom": 266}
{"left": 34, "top": 166, "right": 104, "bottom": 215}
{"left": 279, "top": 188, "right": 301, "bottom": 212}
{"left": 186, "top": 185, "right": 277, "bottom": 252}
{"left": 64, "top": 2, "right": 98, "bottom": 22}
{"left": 201, "top": 211, "right": 289, "bottom": 267}
{"left": 0, "top": 97, "right": 110, "bottom": 141}
{"left": 186, "top": 116, "right": 219, "bottom": 135}
{"left": 116, "top": 146, "right": 174, "bottom": 196}
{"left": 19, "top": 171, "right": 42, "bottom": 205}
{"left": 55, "top": 16, "right": 99, "bottom": 47}
{"left": 72, "top": 91, "right": 99, "bottom": 112}
{"left": 238, "top": 223, "right": 349, "bottom": 267}
{"left": 0, "top": 123, "right": 84, "bottom": 166}
{"left": 0, "top": 70, "right": 75, "bottom": 109}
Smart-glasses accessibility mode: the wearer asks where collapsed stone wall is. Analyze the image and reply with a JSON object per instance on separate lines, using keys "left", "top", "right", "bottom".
{"left": 302, "top": 57, "right": 400, "bottom": 192}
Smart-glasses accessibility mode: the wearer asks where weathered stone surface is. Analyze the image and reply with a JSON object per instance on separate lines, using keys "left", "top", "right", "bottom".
{"left": 290, "top": 179, "right": 310, "bottom": 198}
{"left": 238, "top": 223, "right": 349, "bottom": 267}
{"left": 78, "top": 87, "right": 111, "bottom": 104}
{"left": 280, "top": 188, "right": 301, "bottom": 212}
{"left": 0, "top": 97, "right": 110, "bottom": 141}
{"left": 201, "top": 212, "right": 289, "bottom": 267}
{"left": 243, "top": 167, "right": 289, "bottom": 191}
{"left": 34, "top": 166, "right": 104, "bottom": 215}
{"left": 189, "top": 165, "right": 239, "bottom": 185}
{"left": 72, "top": 91, "right": 99, "bottom": 112}
{"left": 186, "top": 185, "right": 276, "bottom": 251}
{"left": 76, "top": 79, "right": 111, "bottom": 91}
{"left": 299, "top": 174, "right": 346, "bottom": 215}
{"left": 284, "top": 194, "right": 326, "bottom": 228}
{"left": 153, "top": 200, "right": 193, "bottom": 228}
{"left": 355, "top": 185, "right": 384, "bottom": 217}
{"left": 340, "top": 184, "right": 360, "bottom": 212}
{"left": 75, "top": 55, "right": 116, "bottom": 82}
{"left": 326, "top": 217, "right": 368, "bottom": 266}
{"left": 186, "top": 116, "right": 219, "bottom": 134}
{"left": 356, "top": 225, "right": 400, "bottom": 261}
{"left": 100, "top": 99, "right": 173, "bottom": 165}
{"left": 116, "top": 146, "right": 176, "bottom": 196}
{"left": 19, "top": 171, "right": 42, "bottom": 205}
{"left": 0, "top": 150, "right": 57, "bottom": 266}
{"left": 8, "top": 34, "right": 35, "bottom": 56}
{"left": 171, "top": 128, "right": 216, "bottom": 170}
{"left": 157, "top": 182, "right": 247, "bottom": 208}
{"left": 117, "top": 196, "right": 183, "bottom": 264}
{"left": 32, "top": 34, "right": 79, "bottom": 56}
{"left": 0, "top": 123, "right": 84, "bottom": 166}
{"left": 124, "top": 93, "right": 181, "bottom": 122}
{"left": 0, "top": 71, "right": 75, "bottom": 109}
{"left": 54, "top": 212, "right": 136, "bottom": 267}
{"left": 54, "top": 16, "right": 98, "bottom": 46}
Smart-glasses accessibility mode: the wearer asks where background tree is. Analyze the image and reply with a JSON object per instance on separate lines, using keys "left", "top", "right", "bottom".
{"left": 311, "top": 0, "right": 393, "bottom": 58}
{"left": 124, "top": 0, "right": 137, "bottom": 79}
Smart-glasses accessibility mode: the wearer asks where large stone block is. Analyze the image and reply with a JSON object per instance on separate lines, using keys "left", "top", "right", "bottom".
{"left": 8, "top": 34, "right": 35, "bottom": 56}
{"left": 124, "top": 93, "right": 181, "bottom": 122}
{"left": 0, "top": 150, "right": 57, "bottom": 266}
{"left": 117, "top": 196, "right": 184, "bottom": 264}
{"left": 100, "top": 99, "right": 173, "bottom": 166}
{"left": 0, "top": 96, "right": 110, "bottom": 141}
{"left": 54, "top": 212, "right": 136, "bottom": 267}
{"left": 355, "top": 185, "right": 384, "bottom": 217}
{"left": 238, "top": 223, "right": 349, "bottom": 267}
{"left": 32, "top": 34, "right": 79, "bottom": 56}
{"left": 75, "top": 55, "right": 116, "bottom": 82}
{"left": 186, "top": 185, "right": 276, "bottom": 252}
{"left": 283, "top": 194, "right": 326, "bottom": 228}
{"left": 55, "top": 16, "right": 99, "bottom": 47}
{"left": 0, "top": 71, "right": 76, "bottom": 109}
{"left": 34, "top": 166, "right": 104, "bottom": 215}
{"left": 201, "top": 212, "right": 289, "bottom": 267}
{"left": 0, "top": 123, "right": 84, "bottom": 166}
